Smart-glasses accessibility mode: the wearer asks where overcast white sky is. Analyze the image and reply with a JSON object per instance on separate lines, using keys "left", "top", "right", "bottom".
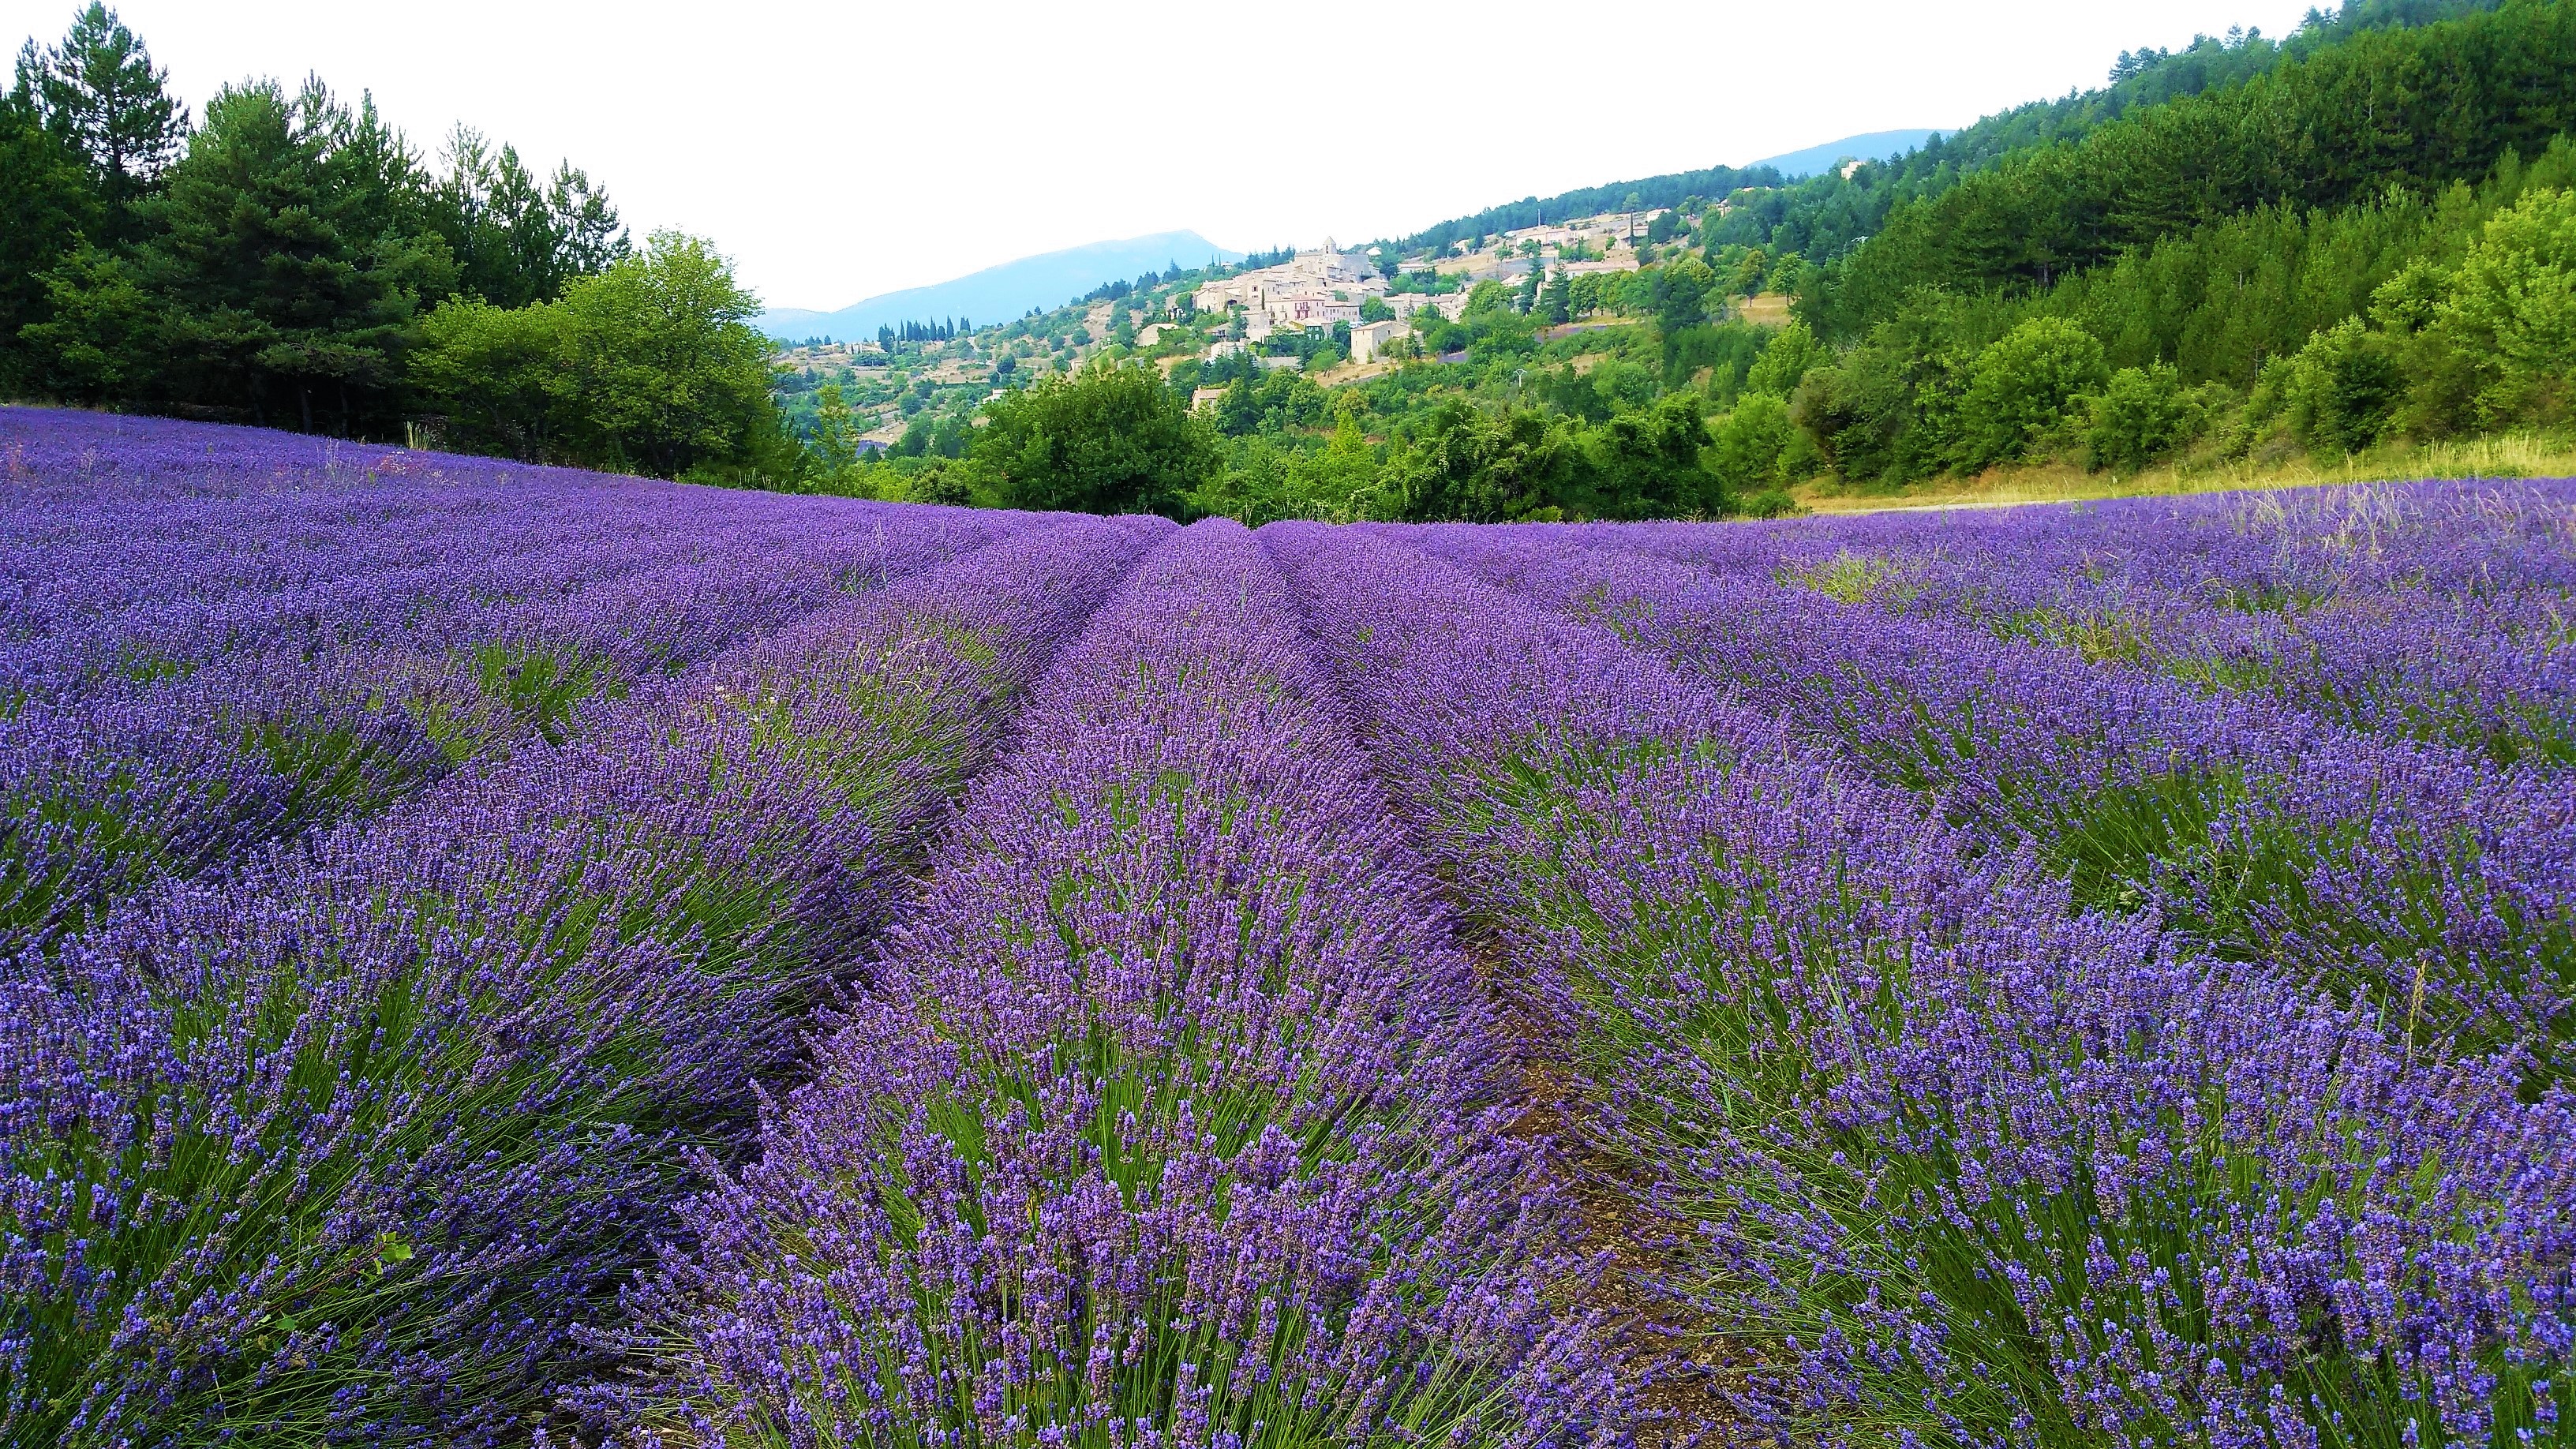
{"left": 3, "top": 1, "right": 2325, "bottom": 309}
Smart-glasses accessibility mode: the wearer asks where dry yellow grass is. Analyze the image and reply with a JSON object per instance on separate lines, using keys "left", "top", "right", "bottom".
{"left": 1731, "top": 294, "right": 1792, "bottom": 328}
{"left": 1794, "top": 432, "right": 2576, "bottom": 514}
{"left": 1309, "top": 358, "right": 1400, "bottom": 387}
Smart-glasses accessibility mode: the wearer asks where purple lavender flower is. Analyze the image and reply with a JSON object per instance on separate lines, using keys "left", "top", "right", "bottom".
{"left": 1398, "top": 519, "right": 2576, "bottom": 1082}
{"left": 1265, "top": 519, "right": 2576, "bottom": 1449}
{"left": 1593, "top": 478, "right": 2576, "bottom": 767}
{"left": 2, "top": 511, "right": 1151, "bottom": 1447}
{"left": 603, "top": 520, "right": 1626, "bottom": 1448}
{"left": 2, "top": 407, "right": 1022, "bottom": 952}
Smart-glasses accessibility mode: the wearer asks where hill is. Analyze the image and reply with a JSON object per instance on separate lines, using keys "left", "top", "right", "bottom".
{"left": 1701, "top": 0, "right": 2504, "bottom": 263}
{"left": 1374, "top": 1, "right": 2504, "bottom": 271}
{"left": 1745, "top": 129, "right": 1943, "bottom": 178}
{"left": 758, "top": 230, "right": 1245, "bottom": 343}
{"left": 1373, "top": 129, "right": 1941, "bottom": 254}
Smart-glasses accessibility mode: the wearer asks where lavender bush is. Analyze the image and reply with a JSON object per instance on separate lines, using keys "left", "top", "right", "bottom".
{"left": 1, "top": 515, "right": 1150, "bottom": 1446}
{"left": 2, "top": 408, "right": 1016, "bottom": 951}
{"left": 6, "top": 410, "right": 2572, "bottom": 1449}
{"left": 1402, "top": 522, "right": 2576, "bottom": 1082}
{"left": 601, "top": 520, "right": 1623, "bottom": 1447}
{"left": 1591, "top": 479, "right": 2576, "bottom": 768}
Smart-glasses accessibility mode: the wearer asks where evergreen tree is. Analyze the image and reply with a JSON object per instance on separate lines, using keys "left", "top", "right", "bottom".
{"left": 0, "top": 74, "right": 96, "bottom": 388}
{"left": 423, "top": 125, "right": 624, "bottom": 309}
{"left": 17, "top": 3, "right": 184, "bottom": 237}
{"left": 1539, "top": 267, "right": 1572, "bottom": 325}
{"left": 32, "top": 77, "right": 453, "bottom": 431}
{"left": 1818, "top": 0, "right": 2576, "bottom": 336}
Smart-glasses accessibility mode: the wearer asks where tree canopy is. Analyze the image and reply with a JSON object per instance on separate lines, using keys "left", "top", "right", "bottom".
{"left": 965, "top": 364, "right": 1219, "bottom": 516}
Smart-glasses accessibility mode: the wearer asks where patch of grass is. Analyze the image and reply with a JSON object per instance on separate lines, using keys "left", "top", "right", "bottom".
{"left": 1777, "top": 550, "right": 1902, "bottom": 605}
{"left": 451, "top": 640, "right": 627, "bottom": 751}
{"left": 1795, "top": 431, "right": 2576, "bottom": 516}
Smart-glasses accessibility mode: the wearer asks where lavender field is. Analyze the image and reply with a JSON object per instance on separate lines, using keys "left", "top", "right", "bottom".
{"left": 2, "top": 406, "right": 2570, "bottom": 1449}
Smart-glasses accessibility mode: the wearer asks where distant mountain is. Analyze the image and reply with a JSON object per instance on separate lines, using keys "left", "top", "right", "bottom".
{"left": 1746, "top": 129, "right": 1944, "bottom": 178}
{"left": 759, "top": 230, "right": 1245, "bottom": 343}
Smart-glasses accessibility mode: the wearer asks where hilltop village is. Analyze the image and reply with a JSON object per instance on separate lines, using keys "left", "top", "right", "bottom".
{"left": 769, "top": 207, "right": 1679, "bottom": 450}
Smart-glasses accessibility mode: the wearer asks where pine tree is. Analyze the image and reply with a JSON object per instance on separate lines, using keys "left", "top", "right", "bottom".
{"left": 45, "top": 77, "right": 448, "bottom": 432}
{"left": 19, "top": 3, "right": 185, "bottom": 235}
{"left": 0, "top": 78, "right": 97, "bottom": 390}
{"left": 1540, "top": 268, "right": 1573, "bottom": 326}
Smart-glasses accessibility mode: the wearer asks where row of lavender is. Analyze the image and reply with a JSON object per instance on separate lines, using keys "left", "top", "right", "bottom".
{"left": 2, "top": 410, "right": 1168, "bottom": 1443}
{"left": 1406, "top": 521, "right": 2576, "bottom": 1079}
{"left": 1599, "top": 478, "right": 2576, "bottom": 767}
{"left": 590, "top": 521, "right": 1623, "bottom": 1446}
{"left": 2, "top": 410, "right": 1024, "bottom": 954}
{"left": 5, "top": 519, "right": 1151, "bottom": 1443}
{"left": 1346, "top": 484, "right": 2576, "bottom": 1447}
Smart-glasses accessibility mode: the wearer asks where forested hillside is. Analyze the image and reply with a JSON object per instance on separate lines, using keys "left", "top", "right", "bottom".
{"left": 807, "top": 0, "right": 2574, "bottom": 521}
{"left": 1820, "top": 0, "right": 2568, "bottom": 320}
{"left": 1387, "top": 1, "right": 2500, "bottom": 269}
{"left": 1786, "top": 0, "right": 2576, "bottom": 485}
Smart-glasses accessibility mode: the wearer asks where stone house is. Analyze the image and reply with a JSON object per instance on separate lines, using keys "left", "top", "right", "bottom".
{"left": 1348, "top": 319, "right": 1404, "bottom": 364}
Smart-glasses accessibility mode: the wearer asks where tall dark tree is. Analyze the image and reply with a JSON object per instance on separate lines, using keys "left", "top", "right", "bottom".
{"left": 431, "top": 125, "right": 626, "bottom": 308}
{"left": 0, "top": 78, "right": 96, "bottom": 388}
{"left": 16, "top": 3, "right": 184, "bottom": 237}
{"left": 31, "top": 77, "right": 455, "bottom": 431}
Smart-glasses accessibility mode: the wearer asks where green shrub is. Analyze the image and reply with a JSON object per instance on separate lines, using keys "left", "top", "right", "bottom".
{"left": 964, "top": 362, "right": 1217, "bottom": 516}
{"left": 2409, "top": 185, "right": 2576, "bottom": 431}
{"left": 2083, "top": 362, "right": 2193, "bottom": 470}
{"left": 1708, "top": 392, "right": 1815, "bottom": 500}
{"left": 2282, "top": 317, "right": 2405, "bottom": 453}
{"left": 1956, "top": 317, "right": 2107, "bottom": 471}
{"left": 1743, "top": 319, "right": 1821, "bottom": 398}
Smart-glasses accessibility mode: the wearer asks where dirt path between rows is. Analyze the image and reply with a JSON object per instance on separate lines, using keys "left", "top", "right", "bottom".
{"left": 1469, "top": 946, "right": 1746, "bottom": 1447}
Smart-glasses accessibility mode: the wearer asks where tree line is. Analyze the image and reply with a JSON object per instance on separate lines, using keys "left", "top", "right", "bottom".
{"left": 878, "top": 318, "right": 969, "bottom": 346}
{"left": 1378, "top": 3, "right": 2498, "bottom": 271}
{"left": 16, "top": 0, "right": 2561, "bottom": 516}
{"left": 1707, "top": 2, "right": 2504, "bottom": 264}
{"left": 800, "top": 253, "right": 1816, "bottom": 524}
{"left": 3, "top": 5, "right": 795, "bottom": 482}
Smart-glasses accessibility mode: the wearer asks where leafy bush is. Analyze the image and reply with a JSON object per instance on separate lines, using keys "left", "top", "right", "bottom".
{"left": 1743, "top": 318, "right": 1822, "bottom": 397}
{"left": 1385, "top": 399, "right": 1574, "bottom": 522}
{"left": 2281, "top": 316, "right": 2406, "bottom": 452}
{"left": 1582, "top": 392, "right": 1722, "bottom": 518}
{"left": 963, "top": 361, "right": 1218, "bottom": 516}
{"left": 1708, "top": 391, "right": 1818, "bottom": 503}
{"left": 408, "top": 233, "right": 788, "bottom": 481}
{"left": 1956, "top": 316, "right": 2107, "bottom": 471}
{"left": 2084, "top": 361, "right": 2195, "bottom": 470}
{"left": 2407, "top": 185, "right": 2576, "bottom": 431}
